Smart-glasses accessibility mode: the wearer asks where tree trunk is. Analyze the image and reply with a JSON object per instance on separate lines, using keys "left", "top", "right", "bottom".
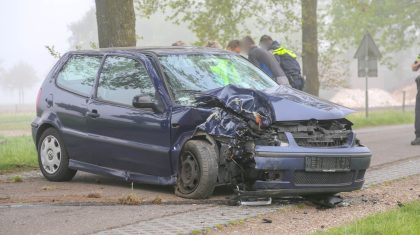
{"left": 301, "top": 0, "right": 319, "bottom": 96}
{"left": 95, "top": 0, "right": 136, "bottom": 48}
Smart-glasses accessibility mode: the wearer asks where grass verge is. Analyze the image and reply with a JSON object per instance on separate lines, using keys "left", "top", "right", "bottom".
{"left": 0, "top": 135, "right": 37, "bottom": 173}
{"left": 0, "top": 112, "right": 35, "bottom": 131}
{"left": 315, "top": 200, "right": 420, "bottom": 235}
{"left": 347, "top": 110, "right": 414, "bottom": 129}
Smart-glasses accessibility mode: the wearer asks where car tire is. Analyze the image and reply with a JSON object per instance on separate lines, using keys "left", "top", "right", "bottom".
{"left": 175, "top": 140, "right": 218, "bottom": 199}
{"left": 37, "top": 127, "right": 77, "bottom": 181}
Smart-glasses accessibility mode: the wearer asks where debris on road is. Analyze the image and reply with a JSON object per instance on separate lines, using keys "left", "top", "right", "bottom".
{"left": 209, "top": 174, "right": 420, "bottom": 235}
{"left": 307, "top": 195, "right": 344, "bottom": 208}
{"left": 262, "top": 218, "right": 272, "bottom": 223}
{"left": 87, "top": 193, "right": 102, "bottom": 199}
{"left": 118, "top": 193, "right": 143, "bottom": 205}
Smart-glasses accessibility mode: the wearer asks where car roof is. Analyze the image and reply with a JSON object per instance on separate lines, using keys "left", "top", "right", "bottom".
{"left": 68, "top": 46, "right": 234, "bottom": 56}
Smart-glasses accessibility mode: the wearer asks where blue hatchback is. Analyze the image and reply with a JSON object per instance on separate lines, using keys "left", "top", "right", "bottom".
{"left": 32, "top": 47, "right": 371, "bottom": 199}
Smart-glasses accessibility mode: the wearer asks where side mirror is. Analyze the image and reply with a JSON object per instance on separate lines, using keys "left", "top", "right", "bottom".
{"left": 132, "top": 95, "right": 157, "bottom": 110}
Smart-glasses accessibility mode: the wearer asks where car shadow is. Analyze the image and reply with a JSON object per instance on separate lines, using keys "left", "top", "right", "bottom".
{"left": 69, "top": 172, "right": 235, "bottom": 198}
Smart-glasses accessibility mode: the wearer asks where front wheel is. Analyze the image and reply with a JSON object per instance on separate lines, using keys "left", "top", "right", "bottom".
{"left": 37, "top": 128, "right": 77, "bottom": 181}
{"left": 175, "top": 140, "right": 218, "bottom": 199}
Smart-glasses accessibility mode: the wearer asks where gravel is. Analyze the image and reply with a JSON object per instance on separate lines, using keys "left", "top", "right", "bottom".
{"left": 209, "top": 174, "right": 420, "bottom": 235}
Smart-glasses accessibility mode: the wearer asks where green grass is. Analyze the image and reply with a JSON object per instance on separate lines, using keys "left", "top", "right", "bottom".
{"left": 347, "top": 110, "right": 414, "bottom": 129}
{"left": 0, "top": 135, "right": 37, "bottom": 172}
{"left": 0, "top": 112, "right": 35, "bottom": 131}
{"left": 314, "top": 200, "right": 420, "bottom": 235}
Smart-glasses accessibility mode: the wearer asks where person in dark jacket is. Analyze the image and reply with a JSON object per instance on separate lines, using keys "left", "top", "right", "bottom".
{"left": 411, "top": 54, "right": 420, "bottom": 145}
{"left": 240, "top": 36, "right": 289, "bottom": 85}
{"left": 259, "top": 35, "right": 304, "bottom": 90}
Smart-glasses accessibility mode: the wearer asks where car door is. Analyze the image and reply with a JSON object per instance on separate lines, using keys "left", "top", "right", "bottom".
{"left": 53, "top": 54, "right": 103, "bottom": 159}
{"left": 85, "top": 54, "right": 172, "bottom": 177}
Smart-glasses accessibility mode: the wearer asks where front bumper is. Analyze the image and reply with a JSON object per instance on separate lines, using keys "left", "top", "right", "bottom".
{"left": 243, "top": 144, "right": 371, "bottom": 196}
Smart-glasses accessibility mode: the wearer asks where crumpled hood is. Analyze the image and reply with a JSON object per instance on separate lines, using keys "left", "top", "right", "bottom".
{"left": 263, "top": 86, "right": 354, "bottom": 121}
{"left": 197, "top": 85, "right": 353, "bottom": 122}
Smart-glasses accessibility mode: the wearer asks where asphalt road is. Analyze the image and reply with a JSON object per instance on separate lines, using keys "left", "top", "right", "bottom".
{"left": 356, "top": 124, "right": 418, "bottom": 166}
{"left": 0, "top": 124, "right": 419, "bottom": 235}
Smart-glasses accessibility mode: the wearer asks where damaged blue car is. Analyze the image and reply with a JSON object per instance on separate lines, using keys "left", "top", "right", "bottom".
{"left": 32, "top": 47, "right": 371, "bottom": 199}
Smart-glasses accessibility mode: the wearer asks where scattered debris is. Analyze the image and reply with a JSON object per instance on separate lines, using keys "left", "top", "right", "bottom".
{"left": 10, "top": 175, "right": 23, "bottom": 183}
{"left": 87, "top": 192, "right": 102, "bottom": 198}
{"left": 118, "top": 193, "right": 143, "bottom": 205}
{"left": 152, "top": 196, "right": 162, "bottom": 204}
{"left": 307, "top": 195, "right": 343, "bottom": 208}
{"left": 0, "top": 195, "right": 10, "bottom": 200}
{"left": 397, "top": 201, "right": 404, "bottom": 207}
{"left": 42, "top": 185, "right": 56, "bottom": 191}
{"left": 262, "top": 218, "right": 272, "bottom": 223}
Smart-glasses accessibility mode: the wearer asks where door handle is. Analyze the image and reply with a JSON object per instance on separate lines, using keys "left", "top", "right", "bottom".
{"left": 86, "top": 109, "right": 100, "bottom": 118}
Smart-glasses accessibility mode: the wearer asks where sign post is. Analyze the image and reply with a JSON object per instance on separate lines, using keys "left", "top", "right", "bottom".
{"left": 354, "top": 32, "right": 381, "bottom": 118}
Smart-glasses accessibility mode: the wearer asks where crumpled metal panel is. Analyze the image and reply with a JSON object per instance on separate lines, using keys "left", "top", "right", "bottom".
{"left": 195, "top": 85, "right": 274, "bottom": 138}
{"left": 194, "top": 85, "right": 354, "bottom": 138}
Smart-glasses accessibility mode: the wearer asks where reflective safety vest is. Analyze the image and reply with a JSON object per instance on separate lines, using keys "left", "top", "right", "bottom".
{"left": 210, "top": 59, "right": 240, "bottom": 85}
{"left": 272, "top": 47, "right": 297, "bottom": 59}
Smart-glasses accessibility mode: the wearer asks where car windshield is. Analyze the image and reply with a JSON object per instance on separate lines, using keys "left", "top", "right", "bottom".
{"left": 159, "top": 53, "right": 278, "bottom": 105}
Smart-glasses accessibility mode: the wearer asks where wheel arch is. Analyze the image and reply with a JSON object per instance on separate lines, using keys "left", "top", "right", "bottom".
{"left": 35, "top": 123, "right": 58, "bottom": 147}
{"left": 182, "top": 131, "right": 219, "bottom": 161}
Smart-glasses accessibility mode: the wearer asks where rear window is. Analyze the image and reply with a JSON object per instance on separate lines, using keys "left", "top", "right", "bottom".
{"left": 56, "top": 55, "right": 102, "bottom": 96}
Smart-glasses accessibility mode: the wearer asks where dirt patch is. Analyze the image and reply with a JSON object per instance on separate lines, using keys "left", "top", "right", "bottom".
{"left": 209, "top": 174, "right": 420, "bottom": 235}
{"left": 0, "top": 171, "right": 231, "bottom": 206}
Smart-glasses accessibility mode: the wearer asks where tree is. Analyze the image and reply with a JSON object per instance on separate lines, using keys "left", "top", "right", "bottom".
{"left": 301, "top": 0, "right": 319, "bottom": 95}
{"left": 2, "top": 62, "right": 38, "bottom": 104}
{"left": 136, "top": 0, "right": 324, "bottom": 95}
{"left": 324, "top": 0, "right": 420, "bottom": 67}
{"left": 95, "top": 0, "right": 136, "bottom": 48}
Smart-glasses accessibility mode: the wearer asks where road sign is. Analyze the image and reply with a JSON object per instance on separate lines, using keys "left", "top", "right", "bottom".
{"left": 354, "top": 32, "right": 381, "bottom": 118}
{"left": 354, "top": 32, "right": 382, "bottom": 77}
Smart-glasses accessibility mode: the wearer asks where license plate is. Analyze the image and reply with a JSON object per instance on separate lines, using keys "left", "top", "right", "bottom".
{"left": 305, "top": 156, "right": 351, "bottom": 172}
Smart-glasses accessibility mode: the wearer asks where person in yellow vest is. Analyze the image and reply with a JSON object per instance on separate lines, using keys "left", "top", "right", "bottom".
{"left": 210, "top": 57, "right": 240, "bottom": 86}
{"left": 259, "top": 35, "right": 304, "bottom": 90}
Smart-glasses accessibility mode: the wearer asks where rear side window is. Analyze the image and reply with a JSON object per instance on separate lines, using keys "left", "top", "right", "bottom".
{"left": 56, "top": 55, "right": 102, "bottom": 96}
{"left": 96, "top": 56, "right": 155, "bottom": 107}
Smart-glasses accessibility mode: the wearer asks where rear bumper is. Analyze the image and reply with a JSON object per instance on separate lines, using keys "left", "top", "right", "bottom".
{"left": 244, "top": 145, "right": 371, "bottom": 196}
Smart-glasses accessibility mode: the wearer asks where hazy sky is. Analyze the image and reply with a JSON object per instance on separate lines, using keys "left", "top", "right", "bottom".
{"left": 0, "top": 0, "right": 94, "bottom": 104}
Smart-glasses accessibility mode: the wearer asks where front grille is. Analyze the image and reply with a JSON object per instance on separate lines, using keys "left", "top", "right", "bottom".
{"left": 294, "top": 171, "right": 354, "bottom": 185}
{"left": 293, "top": 132, "right": 349, "bottom": 147}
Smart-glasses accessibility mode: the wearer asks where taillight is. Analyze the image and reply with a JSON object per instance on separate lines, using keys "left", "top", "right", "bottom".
{"left": 36, "top": 88, "right": 42, "bottom": 109}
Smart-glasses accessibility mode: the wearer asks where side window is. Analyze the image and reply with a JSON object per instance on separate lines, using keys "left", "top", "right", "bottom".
{"left": 56, "top": 55, "right": 102, "bottom": 96}
{"left": 97, "top": 56, "right": 156, "bottom": 107}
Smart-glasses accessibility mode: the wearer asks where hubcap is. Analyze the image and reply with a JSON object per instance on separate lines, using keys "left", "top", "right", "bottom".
{"left": 40, "top": 135, "right": 61, "bottom": 174}
{"left": 179, "top": 152, "right": 200, "bottom": 193}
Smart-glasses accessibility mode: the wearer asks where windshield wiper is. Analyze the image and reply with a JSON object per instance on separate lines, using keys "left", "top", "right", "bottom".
{"left": 175, "top": 89, "right": 204, "bottom": 94}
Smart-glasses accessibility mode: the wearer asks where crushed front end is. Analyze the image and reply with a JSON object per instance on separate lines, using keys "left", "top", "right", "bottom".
{"left": 232, "top": 120, "right": 371, "bottom": 197}
{"left": 195, "top": 85, "right": 371, "bottom": 197}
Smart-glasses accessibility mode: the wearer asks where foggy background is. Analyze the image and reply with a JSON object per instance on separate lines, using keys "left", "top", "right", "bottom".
{"left": 0, "top": 0, "right": 418, "bottom": 109}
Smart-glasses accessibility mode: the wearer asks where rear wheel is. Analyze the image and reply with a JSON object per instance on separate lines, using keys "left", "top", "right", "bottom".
{"left": 175, "top": 140, "right": 218, "bottom": 199}
{"left": 37, "top": 128, "right": 76, "bottom": 181}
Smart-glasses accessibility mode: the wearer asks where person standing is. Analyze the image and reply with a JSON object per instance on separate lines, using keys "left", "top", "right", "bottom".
{"left": 411, "top": 54, "right": 420, "bottom": 145}
{"left": 226, "top": 40, "right": 241, "bottom": 54}
{"left": 240, "top": 36, "right": 289, "bottom": 85}
{"left": 259, "top": 35, "right": 304, "bottom": 90}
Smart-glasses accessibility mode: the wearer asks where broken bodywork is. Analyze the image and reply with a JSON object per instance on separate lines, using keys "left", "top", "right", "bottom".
{"left": 193, "top": 85, "right": 371, "bottom": 197}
